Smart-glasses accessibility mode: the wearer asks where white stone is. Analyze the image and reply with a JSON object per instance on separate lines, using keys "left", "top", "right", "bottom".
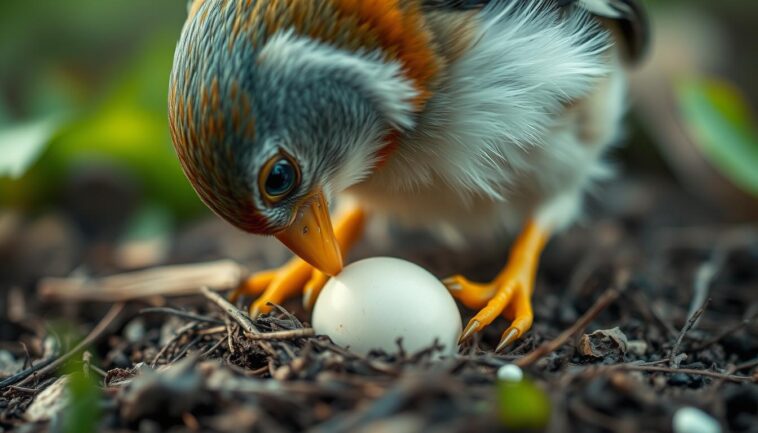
{"left": 673, "top": 407, "right": 722, "bottom": 433}
{"left": 497, "top": 364, "right": 524, "bottom": 382}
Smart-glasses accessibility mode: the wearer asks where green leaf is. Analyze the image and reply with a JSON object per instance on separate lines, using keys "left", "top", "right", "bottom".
{"left": 677, "top": 78, "right": 758, "bottom": 197}
{"left": 63, "top": 371, "right": 101, "bottom": 433}
{"left": 0, "top": 118, "right": 61, "bottom": 179}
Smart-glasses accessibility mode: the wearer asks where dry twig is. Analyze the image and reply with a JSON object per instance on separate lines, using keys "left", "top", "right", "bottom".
{"left": 200, "top": 286, "right": 258, "bottom": 334}
{"left": 515, "top": 287, "right": 621, "bottom": 368}
{"left": 245, "top": 329, "right": 315, "bottom": 341}
{"left": 140, "top": 307, "right": 224, "bottom": 325}
{"left": 668, "top": 298, "right": 710, "bottom": 368}
{"left": 10, "top": 303, "right": 125, "bottom": 389}
{"left": 615, "top": 364, "right": 754, "bottom": 384}
{"left": 38, "top": 260, "right": 243, "bottom": 302}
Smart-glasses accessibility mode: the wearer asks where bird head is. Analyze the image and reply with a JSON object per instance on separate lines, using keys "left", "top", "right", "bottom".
{"left": 168, "top": 1, "right": 433, "bottom": 275}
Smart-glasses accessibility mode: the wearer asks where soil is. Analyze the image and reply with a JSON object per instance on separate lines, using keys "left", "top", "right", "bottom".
{"left": 0, "top": 176, "right": 756, "bottom": 433}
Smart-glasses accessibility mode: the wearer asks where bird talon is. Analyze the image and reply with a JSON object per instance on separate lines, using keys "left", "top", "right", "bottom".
{"left": 496, "top": 328, "right": 520, "bottom": 352}
{"left": 460, "top": 319, "right": 481, "bottom": 343}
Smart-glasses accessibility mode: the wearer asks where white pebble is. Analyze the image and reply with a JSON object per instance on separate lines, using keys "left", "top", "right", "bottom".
{"left": 497, "top": 364, "right": 524, "bottom": 382}
{"left": 673, "top": 407, "right": 721, "bottom": 433}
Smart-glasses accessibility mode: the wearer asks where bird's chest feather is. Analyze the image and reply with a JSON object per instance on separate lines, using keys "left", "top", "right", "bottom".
{"left": 347, "top": 2, "right": 625, "bottom": 231}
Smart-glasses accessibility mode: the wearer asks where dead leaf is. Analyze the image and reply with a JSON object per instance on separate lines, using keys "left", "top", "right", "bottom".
{"left": 578, "top": 327, "right": 629, "bottom": 360}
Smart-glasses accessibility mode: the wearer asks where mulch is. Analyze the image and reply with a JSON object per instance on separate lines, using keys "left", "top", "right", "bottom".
{"left": 0, "top": 177, "right": 756, "bottom": 433}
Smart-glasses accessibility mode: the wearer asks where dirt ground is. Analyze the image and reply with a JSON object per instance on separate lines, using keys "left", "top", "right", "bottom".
{"left": 0, "top": 176, "right": 756, "bottom": 433}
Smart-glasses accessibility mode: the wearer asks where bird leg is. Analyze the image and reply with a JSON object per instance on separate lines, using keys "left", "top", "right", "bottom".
{"left": 444, "top": 219, "right": 549, "bottom": 351}
{"left": 229, "top": 205, "right": 366, "bottom": 317}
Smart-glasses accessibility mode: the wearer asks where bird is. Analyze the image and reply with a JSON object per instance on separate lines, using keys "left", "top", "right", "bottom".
{"left": 168, "top": 0, "right": 649, "bottom": 351}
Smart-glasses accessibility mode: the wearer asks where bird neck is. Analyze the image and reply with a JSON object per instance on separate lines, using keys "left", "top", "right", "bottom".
{"left": 374, "top": 129, "right": 402, "bottom": 170}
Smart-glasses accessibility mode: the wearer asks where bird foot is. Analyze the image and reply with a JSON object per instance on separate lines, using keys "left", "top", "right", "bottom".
{"left": 229, "top": 204, "right": 366, "bottom": 316}
{"left": 229, "top": 258, "right": 328, "bottom": 317}
{"left": 444, "top": 273, "right": 534, "bottom": 351}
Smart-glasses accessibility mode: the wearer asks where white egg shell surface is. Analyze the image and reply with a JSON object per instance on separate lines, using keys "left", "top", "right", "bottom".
{"left": 312, "top": 257, "right": 462, "bottom": 356}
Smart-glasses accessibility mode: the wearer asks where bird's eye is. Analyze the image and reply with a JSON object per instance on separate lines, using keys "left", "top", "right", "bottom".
{"left": 260, "top": 156, "right": 300, "bottom": 203}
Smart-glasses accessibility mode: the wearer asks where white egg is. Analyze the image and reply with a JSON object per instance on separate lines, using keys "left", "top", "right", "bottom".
{"left": 312, "top": 257, "right": 462, "bottom": 356}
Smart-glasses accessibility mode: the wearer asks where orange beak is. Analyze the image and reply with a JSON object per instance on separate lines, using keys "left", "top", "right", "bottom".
{"left": 275, "top": 189, "right": 343, "bottom": 276}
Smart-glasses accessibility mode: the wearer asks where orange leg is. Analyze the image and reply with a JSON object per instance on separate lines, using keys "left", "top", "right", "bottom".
{"left": 444, "top": 220, "right": 549, "bottom": 351}
{"left": 229, "top": 205, "right": 366, "bottom": 317}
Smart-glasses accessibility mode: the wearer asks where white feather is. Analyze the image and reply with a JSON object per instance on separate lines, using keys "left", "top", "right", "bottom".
{"left": 364, "top": 3, "right": 610, "bottom": 195}
{"left": 576, "top": 0, "right": 628, "bottom": 19}
{"left": 350, "top": 2, "right": 627, "bottom": 238}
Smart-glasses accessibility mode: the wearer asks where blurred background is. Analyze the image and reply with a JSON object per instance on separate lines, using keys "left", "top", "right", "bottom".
{"left": 0, "top": 0, "right": 756, "bottom": 293}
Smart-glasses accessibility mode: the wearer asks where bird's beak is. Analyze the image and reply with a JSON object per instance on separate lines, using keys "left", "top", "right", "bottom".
{"left": 275, "top": 189, "right": 343, "bottom": 276}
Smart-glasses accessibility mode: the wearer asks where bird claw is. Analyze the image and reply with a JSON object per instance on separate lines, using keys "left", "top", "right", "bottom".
{"left": 496, "top": 328, "right": 520, "bottom": 352}
{"left": 451, "top": 273, "right": 534, "bottom": 351}
{"left": 460, "top": 320, "right": 481, "bottom": 343}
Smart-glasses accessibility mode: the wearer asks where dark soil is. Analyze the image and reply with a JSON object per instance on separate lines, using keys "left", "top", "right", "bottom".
{"left": 0, "top": 176, "right": 756, "bottom": 433}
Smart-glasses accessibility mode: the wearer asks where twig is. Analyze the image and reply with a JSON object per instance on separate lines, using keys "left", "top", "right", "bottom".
{"left": 7, "top": 385, "right": 39, "bottom": 395}
{"left": 200, "top": 286, "right": 258, "bottom": 334}
{"left": 38, "top": 260, "right": 243, "bottom": 302}
{"left": 197, "top": 326, "right": 227, "bottom": 335}
{"left": 689, "top": 252, "right": 724, "bottom": 319}
{"left": 0, "top": 356, "right": 57, "bottom": 389}
{"left": 734, "top": 358, "right": 758, "bottom": 373}
{"left": 244, "top": 328, "right": 315, "bottom": 341}
{"left": 199, "top": 338, "right": 226, "bottom": 358}
{"left": 170, "top": 335, "right": 204, "bottom": 363}
{"left": 690, "top": 314, "right": 757, "bottom": 352}
{"left": 11, "top": 303, "right": 125, "bottom": 389}
{"left": 669, "top": 298, "right": 710, "bottom": 368}
{"left": 515, "top": 287, "right": 621, "bottom": 368}
{"left": 151, "top": 322, "right": 198, "bottom": 368}
{"left": 225, "top": 319, "right": 236, "bottom": 354}
{"left": 617, "top": 365, "right": 754, "bottom": 384}
{"left": 140, "top": 307, "right": 224, "bottom": 325}
{"left": 571, "top": 362, "right": 755, "bottom": 384}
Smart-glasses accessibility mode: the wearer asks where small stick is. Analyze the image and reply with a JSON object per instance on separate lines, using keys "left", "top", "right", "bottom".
{"left": 197, "top": 326, "right": 227, "bottom": 335}
{"left": 7, "top": 385, "right": 39, "bottom": 395}
{"left": 515, "top": 287, "right": 621, "bottom": 368}
{"left": 140, "top": 307, "right": 224, "bottom": 325}
{"left": 244, "top": 328, "right": 315, "bottom": 341}
{"left": 691, "top": 314, "right": 757, "bottom": 352}
{"left": 734, "top": 358, "right": 758, "bottom": 373}
{"left": 618, "top": 365, "right": 754, "bottom": 384}
{"left": 0, "top": 356, "right": 57, "bottom": 389}
{"left": 39, "top": 260, "right": 243, "bottom": 302}
{"left": 668, "top": 298, "right": 710, "bottom": 368}
{"left": 200, "top": 287, "right": 258, "bottom": 334}
{"left": 11, "top": 303, "right": 125, "bottom": 389}
{"left": 199, "top": 338, "right": 226, "bottom": 358}
{"left": 225, "top": 319, "right": 236, "bottom": 354}
{"left": 170, "top": 335, "right": 204, "bottom": 363}
{"left": 571, "top": 363, "right": 755, "bottom": 384}
{"left": 151, "top": 322, "right": 198, "bottom": 368}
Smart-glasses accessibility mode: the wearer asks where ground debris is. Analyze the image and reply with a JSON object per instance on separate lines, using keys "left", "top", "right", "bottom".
{"left": 578, "top": 327, "right": 629, "bottom": 361}
{"left": 1, "top": 179, "right": 757, "bottom": 432}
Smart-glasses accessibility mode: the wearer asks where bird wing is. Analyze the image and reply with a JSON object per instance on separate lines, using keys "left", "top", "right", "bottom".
{"left": 422, "top": 0, "right": 650, "bottom": 63}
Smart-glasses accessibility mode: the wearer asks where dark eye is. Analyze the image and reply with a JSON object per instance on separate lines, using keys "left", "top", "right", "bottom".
{"left": 264, "top": 158, "right": 297, "bottom": 198}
